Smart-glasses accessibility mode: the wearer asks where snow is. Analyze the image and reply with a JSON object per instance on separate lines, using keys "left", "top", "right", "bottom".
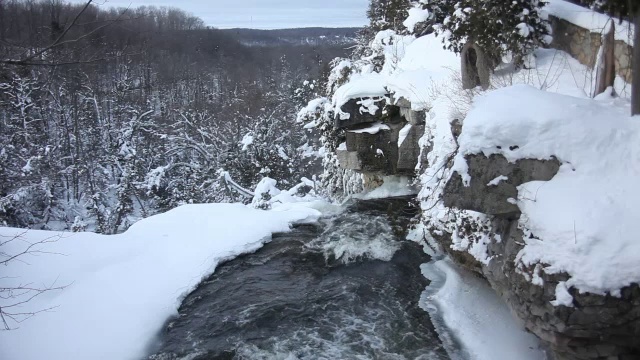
{"left": 403, "top": 6, "right": 431, "bottom": 33}
{"left": 297, "top": 97, "right": 329, "bottom": 124}
{"left": 347, "top": 122, "right": 390, "bottom": 134}
{"left": 550, "top": 281, "right": 575, "bottom": 307}
{"left": 516, "top": 22, "right": 532, "bottom": 38}
{"left": 0, "top": 203, "right": 322, "bottom": 360}
{"left": 386, "top": 33, "right": 460, "bottom": 110}
{"left": 546, "top": 0, "right": 635, "bottom": 46}
{"left": 354, "top": 176, "right": 418, "bottom": 200}
{"left": 398, "top": 124, "right": 412, "bottom": 147}
{"left": 494, "top": 47, "right": 631, "bottom": 99}
{"left": 332, "top": 33, "right": 458, "bottom": 115}
{"left": 452, "top": 84, "right": 640, "bottom": 299}
{"left": 240, "top": 133, "right": 254, "bottom": 151}
{"left": 332, "top": 73, "right": 387, "bottom": 118}
{"left": 369, "top": 30, "right": 415, "bottom": 75}
{"left": 252, "top": 177, "right": 281, "bottom": 205}
{"left": 357, "top": 97, "right": 381, "bottom": 115}
{"left": 487, "top": 175, "right": 508, "bottom": 186}
{"left": 421, "top": 258, "right": 546, "bottom": 360}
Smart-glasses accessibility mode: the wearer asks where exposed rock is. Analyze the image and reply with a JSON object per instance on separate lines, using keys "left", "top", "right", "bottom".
{"left": 389, "top": 94, "right": 412, "bottom": 109}
{"left": 443, "top": 154, "right": 560, "bottom": 217}
{"left": 341, "top": 123, "right": 403, "bottom": 174}
{"left": 435, "top": 152, "right": 640, "bottom": 360}
{"left": 485, "top": 219, "right": 640, "bottom": 360}
{"left": 613, "top": 40, "right": 633, "bottom": 84}
{"left": 594, "top": 22, "right": 616, "bottom": 96}
{"left": 550, "top": 16, "right": 602, "bottom": 68}
{"left": 400, "top": 107, "right": 426, "bottom": 125}
{"left": 362, "top": 173, "right": 384, "bottom": 191}
{"left": 337, "top": 150, "right": 362, "bottom": 171}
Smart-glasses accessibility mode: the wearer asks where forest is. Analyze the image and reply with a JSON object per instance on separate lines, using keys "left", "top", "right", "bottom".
{"left": 0, "top": 0, "right": 355, "bottom": 233}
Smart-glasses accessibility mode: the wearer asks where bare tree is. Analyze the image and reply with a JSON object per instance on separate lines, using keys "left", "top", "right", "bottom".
{"left": 0, "top": 230, "right": 67, "bottom": 330}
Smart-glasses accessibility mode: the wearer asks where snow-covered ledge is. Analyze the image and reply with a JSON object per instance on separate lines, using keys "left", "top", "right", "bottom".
{"left": 435, "top": 85, "right": 640, "bottom": 360}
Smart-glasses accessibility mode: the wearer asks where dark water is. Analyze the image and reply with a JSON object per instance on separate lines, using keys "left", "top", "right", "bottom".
{"left": 147, "top": 198, "right": 450, "bottom": 360}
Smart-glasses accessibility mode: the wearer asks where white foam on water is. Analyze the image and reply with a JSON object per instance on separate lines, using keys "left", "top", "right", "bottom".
{"left": 306, "top": 214, "right": 401, "bottom": 264}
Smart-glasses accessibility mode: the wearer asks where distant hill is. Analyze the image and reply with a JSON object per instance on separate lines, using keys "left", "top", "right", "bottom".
{"left": 219, "top": 27, "right": 361, "bottom": 47}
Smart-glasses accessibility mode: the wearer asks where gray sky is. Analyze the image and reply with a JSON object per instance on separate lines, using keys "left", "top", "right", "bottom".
{"left": 81, "top": 0, "right": 369, "bottom": 29}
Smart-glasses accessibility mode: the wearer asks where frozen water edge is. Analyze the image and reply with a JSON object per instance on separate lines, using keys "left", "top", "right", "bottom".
{"left": 420, "top": 258, "right": 548, "bottom": 360}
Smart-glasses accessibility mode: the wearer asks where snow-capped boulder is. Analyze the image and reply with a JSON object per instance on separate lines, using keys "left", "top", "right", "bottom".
{"left": 443, "top": 154, "right": 560, "bottom": 217}
{"left": 334, "top": 97, "right": 389, "bottom": 129}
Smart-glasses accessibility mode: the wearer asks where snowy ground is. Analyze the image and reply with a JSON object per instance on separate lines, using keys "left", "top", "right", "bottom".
{"left": 0, "top": 202, "right": 323, "bottom": 360}
{"left": 421, "top": 258, "right": 548, "bottom": 360}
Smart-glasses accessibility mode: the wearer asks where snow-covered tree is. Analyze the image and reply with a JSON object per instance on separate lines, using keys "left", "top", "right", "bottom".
{"left": 367, "top": 0, "right": 412, "bottom": 33}
{"left": 433, "top": 0, "right": 550, "bottom": 68}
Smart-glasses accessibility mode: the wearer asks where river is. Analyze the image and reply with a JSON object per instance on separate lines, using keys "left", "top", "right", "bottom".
{"left": 147, "top": 198, "right": 453, "bottom": 360}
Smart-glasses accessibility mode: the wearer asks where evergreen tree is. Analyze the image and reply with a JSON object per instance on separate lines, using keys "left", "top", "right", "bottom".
{"left": 427, "top": 0, "right": 550, "bottom": 68}
{"left": 367, "top": 0, "right": 412, "bottom": 33}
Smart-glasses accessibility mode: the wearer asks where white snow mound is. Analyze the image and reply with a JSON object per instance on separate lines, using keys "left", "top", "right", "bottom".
{"left": 453, "top": 84, "right": 640, "bottom": 298}
{"left": 0, "top": 203, "right": 322, "bottom": 360}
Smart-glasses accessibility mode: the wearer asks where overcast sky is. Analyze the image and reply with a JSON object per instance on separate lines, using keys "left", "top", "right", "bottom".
{"left": 77, "top": 0, "right": 369, "bottom": 29}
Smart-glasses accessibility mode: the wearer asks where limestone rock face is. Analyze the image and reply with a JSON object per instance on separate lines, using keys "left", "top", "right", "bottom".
{"left": 444, "top": 154, "right": 560, "bottom": 217}
{"left": 343, "top": 123, "right": 402, "bottom": 174}
{"left": 549, "top": 15, "right": 633, "bottom": 85}
{"left": 336, "top": 150, "right": 361, "bottom": 171}
{"left": 437, "top": 153, "right": 640, "bottom": 360}
{"left": 336, "top": 96, "right": 426, "bottom": 178}
{"left": 485, "top": 219, "right": 640, "bottom": 360}
{"left": 400, "top": 107, "right": 426, "bottom": 125}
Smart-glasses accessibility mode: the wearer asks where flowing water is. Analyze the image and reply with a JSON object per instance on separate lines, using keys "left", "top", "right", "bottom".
{"left": 147, "top": 198, "right": 451, "bottom": 360}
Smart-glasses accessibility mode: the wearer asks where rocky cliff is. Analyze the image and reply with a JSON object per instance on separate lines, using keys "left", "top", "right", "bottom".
{"left": 335, "top": 97, "right": 424, "bottom": 182}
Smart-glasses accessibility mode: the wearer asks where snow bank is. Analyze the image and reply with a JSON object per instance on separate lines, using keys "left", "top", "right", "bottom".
{"left": 546, "top": 0, "right": 635, "bottom": 46}
{"left": 387, "top": 34, "right": 459, "bottom": 110}
{"left": 453, "top": 84, "right": 640, "bottom": 298}
{"left": 0, "top": 203, "right": 322, "bottom": 360}
{"left": 332, "top": 32, "right": 458, "bottom": 115}
{"left": 421, "top": 258, "right": 546, "bottom": 360}
{"left": 332, "top": 73, "right": 387, "bottom": 117}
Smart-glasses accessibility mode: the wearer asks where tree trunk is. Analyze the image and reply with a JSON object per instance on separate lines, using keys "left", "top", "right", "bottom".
{"left": 595, "top": 21, "right": 616, "bottom": 97}
{"left": 633, "top": 9, "right": 640, "bottom": 116}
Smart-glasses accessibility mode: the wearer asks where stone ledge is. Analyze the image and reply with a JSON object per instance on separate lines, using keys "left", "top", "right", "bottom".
{"left": 444, "top": 154, "right": 560, "bottom": 217}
